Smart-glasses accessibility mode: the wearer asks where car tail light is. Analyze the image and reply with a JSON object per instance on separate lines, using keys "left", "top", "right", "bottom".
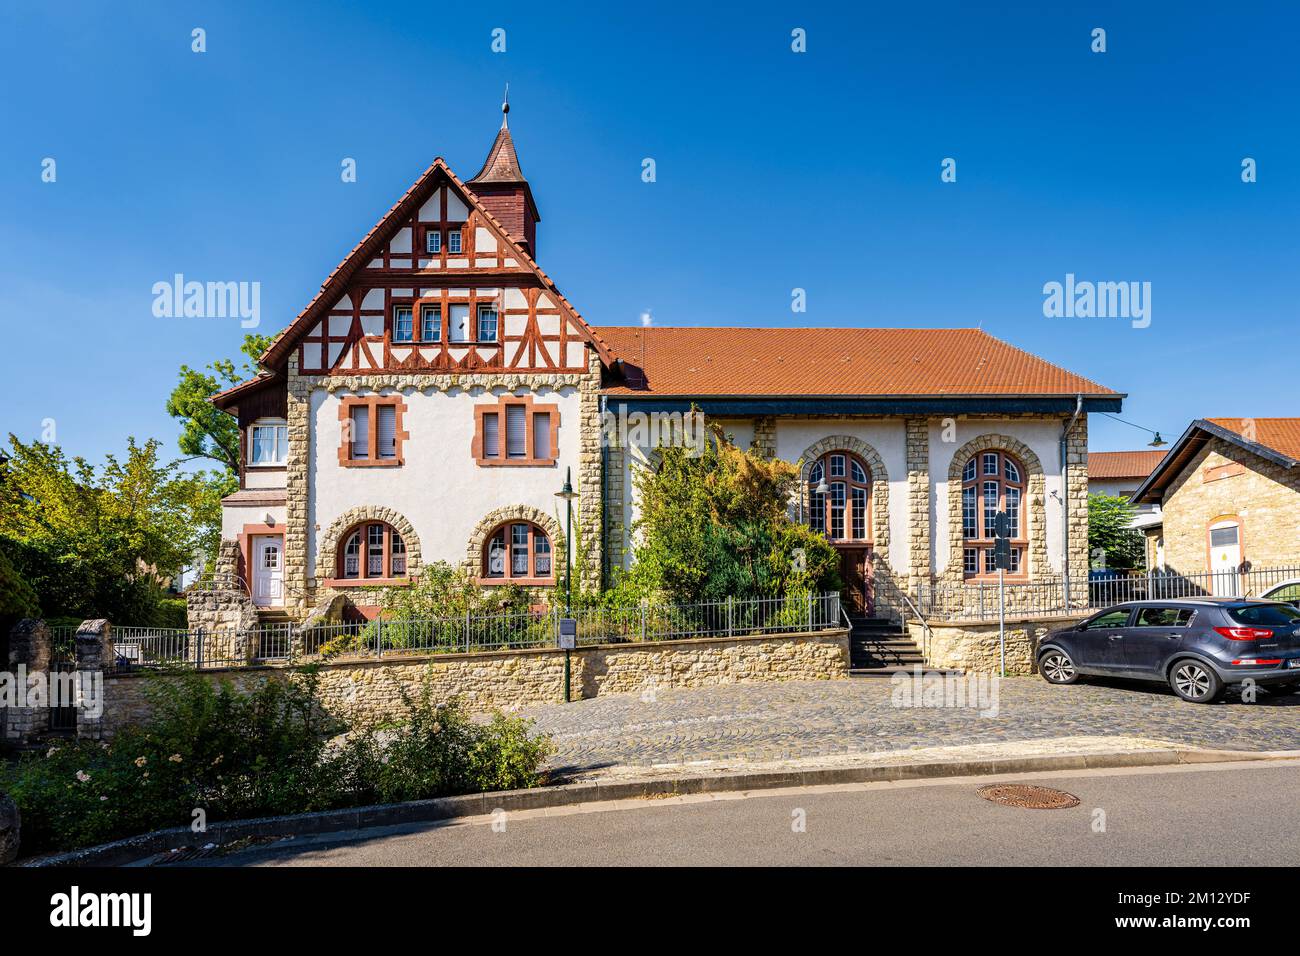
{"left": 1232, "top": 658, "right": 1282, "bottom": 666}
{"left": 1214, "top": 626, "right": 1275, "bottom": 641}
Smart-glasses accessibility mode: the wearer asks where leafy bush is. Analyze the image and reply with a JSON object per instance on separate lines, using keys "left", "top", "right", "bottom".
{"left": 621, "top": 429, "right": 841, "bottom": 603}
{"left": 0, "top": 667, "right": 553, "bottom": 856}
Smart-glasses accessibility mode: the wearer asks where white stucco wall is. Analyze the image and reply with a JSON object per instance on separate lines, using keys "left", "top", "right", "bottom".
{"left": 774, "top": 419, "right": 910, "bottom": 574}
{"left": 929, "top": 419, "right": 1067, "bottom": 575}
{"left": 307, "top": 385, "right": 582, "bottom": 577}
{"left": 1089, "top": 478, "right": 1139, "bottom": 499}
{"left": 221, "top": 503, "right": 287, "bottom": 539}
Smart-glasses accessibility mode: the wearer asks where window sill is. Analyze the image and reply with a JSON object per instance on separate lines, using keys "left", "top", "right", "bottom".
{"left": 323, "top": 577, "right": 412, "bottom": 588}
{"left": 477, "top": 577, "right": 555, "bottom": 587}
{"left": 339, "top": 459, "right": 404, "bottom": 468}
{"left": 246, "top": 463, "right": 287, "bottom": 471}
{"left": 476, "top": 458, "right": 557, "bottom": 468}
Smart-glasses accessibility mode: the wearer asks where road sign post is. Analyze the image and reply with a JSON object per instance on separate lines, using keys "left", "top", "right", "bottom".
{"left": 993, "top": 511, "right": 1012, "bottom": 678}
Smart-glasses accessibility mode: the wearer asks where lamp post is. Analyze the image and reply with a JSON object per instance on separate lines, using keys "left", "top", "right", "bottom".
{"left": 555, "top": 467, "right": 579, "bottom": 703}
{"left": 555, "top": 467, "right": 578, "bottom": 614}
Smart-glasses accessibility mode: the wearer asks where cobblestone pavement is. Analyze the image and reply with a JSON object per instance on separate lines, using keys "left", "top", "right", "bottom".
{"left": 518, "top": 676, "right": 1300, "bottom": 775}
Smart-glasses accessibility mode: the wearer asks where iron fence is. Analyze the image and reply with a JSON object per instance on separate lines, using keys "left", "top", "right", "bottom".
{"left": 915, "top": 566, "right": 1300, "bottom": 623}
{"left": 95, "top": 593, "right": 843, "bottom": 672}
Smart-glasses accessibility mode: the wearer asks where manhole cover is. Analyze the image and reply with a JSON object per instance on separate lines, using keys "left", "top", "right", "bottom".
{"left": 976, "top": 784, "right": 1080, "bottom": 809}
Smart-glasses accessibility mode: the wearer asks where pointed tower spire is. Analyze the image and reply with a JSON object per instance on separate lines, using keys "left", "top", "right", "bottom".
{"left": 467, "top": 87, "right": 540, "bottom": 252}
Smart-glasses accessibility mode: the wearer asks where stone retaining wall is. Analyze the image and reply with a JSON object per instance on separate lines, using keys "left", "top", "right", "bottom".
{"left": 99, "top": 629, "right": 850, "bottom": 735}
{"left": 910, "top": 614, "right": 1085, "bottom": 676}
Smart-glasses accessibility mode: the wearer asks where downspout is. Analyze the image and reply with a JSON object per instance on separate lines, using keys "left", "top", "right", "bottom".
{"left": 1060, "top": 394, "right": 1084, "bottom": 609}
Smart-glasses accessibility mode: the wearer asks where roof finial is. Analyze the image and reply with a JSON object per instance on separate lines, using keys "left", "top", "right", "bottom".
{"left": 501, "top": 83, "right": 510, "bottom": 129}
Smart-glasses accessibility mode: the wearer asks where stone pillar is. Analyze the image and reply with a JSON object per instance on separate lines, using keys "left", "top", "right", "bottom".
{"left": 1064, "top": 413, "right": 1090, "bottom": 608}
{"left": 604, "top": 443, "right": 627, "bottom": 577}
{"left": 4, "top": 619, "right": 51, "bottom": 744}
{"left": 905, "top": 418, "right": 931, "bottom": 594}
{"left": 285, "top": 354, "right": 312, "bottom": 614}
{"left": 577, "top": 350, "right": 605, "bottom": 594}
{"left": 752, "top": 416, "right": 777, "bottom": 459}
{"left": 74, "top": 619, "right": 112, "bottom": 740}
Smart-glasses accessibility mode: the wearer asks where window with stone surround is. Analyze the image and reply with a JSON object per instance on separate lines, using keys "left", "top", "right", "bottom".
{"left": 338, "top": 396, "right": 408, "bottom": 467}
{"left": 960, "top": 448, "right": 1026, "bottom": 579}
{"left": 481, "top": 521, "right": 553, "bottom": 584}
{"left": 473, "top": 394, "right": 559, "bottom": 467}
{"left": 807, "top": 451, "right": 871, "bottom": 543}
{"left": 334, "top": 520, "right": 408, "bottom": 582}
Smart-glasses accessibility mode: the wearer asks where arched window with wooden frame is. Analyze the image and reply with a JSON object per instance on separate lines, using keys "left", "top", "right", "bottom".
{"left": 807, "top": 450, "right": 872, "bottom": 543}
{"left": 960, "top": 449, "right": 1026, "bottom": 578}
{"left": 481, "top": 521, "right": 554, "bottom": 585}
{"left": 337, "top": 521, "right": 409, "bottom": 581}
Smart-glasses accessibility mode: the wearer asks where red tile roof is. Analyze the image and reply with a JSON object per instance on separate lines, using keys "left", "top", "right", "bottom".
{"left": 1206, "top": 418, "right": 1300, "bottom": 462}
{"left": 598, "top": 327, "right": 1118, "bottom": 397}
{"left": 1088, "top": 450, "right": 1167, "bottom": 480}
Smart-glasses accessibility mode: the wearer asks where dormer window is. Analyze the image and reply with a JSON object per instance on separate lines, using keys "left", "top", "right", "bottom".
{"left": 448, "top": 228, "right": 462, "bottom": 254}
{"left": 392, "top": 306, "right": 414, "bottom": 343}
{"left": 249, "top": 419, "right": 288, "bottom": 466}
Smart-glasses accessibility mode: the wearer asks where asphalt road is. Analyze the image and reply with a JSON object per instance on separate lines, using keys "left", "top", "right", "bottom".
{"left": 197, "top": 759, "right": 1300, "bottom": 867}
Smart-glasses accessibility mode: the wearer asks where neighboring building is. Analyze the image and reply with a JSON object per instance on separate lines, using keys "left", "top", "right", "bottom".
{"left": 211, "top": 105, "right": 1123, "bottom": 620}
{"left": 1087, "top": 450, "right": 1166, "bottom": 505}
{"left": 1131, "top": 418, "right": 1300, "bottom": 577}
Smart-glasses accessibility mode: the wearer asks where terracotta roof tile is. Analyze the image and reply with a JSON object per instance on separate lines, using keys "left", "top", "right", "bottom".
{"left": 1088, "top": 450, "right": 1167, "bottom": 480}
{"left": 598, "top": 327, "right": 1118, "bottom": 397}
{"left": 1206, "top": 418, "right": 1300, "bottom": 463}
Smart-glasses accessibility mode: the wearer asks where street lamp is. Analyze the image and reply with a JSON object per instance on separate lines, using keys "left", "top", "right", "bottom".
{"left": 554, "top": 467, "right": 578, "bottom": 614}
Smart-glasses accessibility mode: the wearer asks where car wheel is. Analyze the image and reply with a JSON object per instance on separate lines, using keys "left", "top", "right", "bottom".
{"left": 1169, "top": 659, "right": 1224, "bottom": 703}
{"left": 1039, "top": 650, "right": 1078, "bottom": 685}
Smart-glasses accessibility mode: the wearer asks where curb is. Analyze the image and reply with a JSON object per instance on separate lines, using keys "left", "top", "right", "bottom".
{"left": 19, "top": 746, "right": 1295, "bottom": 867}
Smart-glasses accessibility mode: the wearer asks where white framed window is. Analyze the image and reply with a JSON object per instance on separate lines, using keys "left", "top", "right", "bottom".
{"left": 421, "top": 305, "right": 441, "bottom": 342}
{"left": 449, "top": 303, "right": 470, "bottom": 342}
{"left": 249, "top": 420, "right": 288, "bottom": 466}
{"left": 448, "top": 228, "right": 462, "bottom": 254}
{"left": 425, "top": 229, "right": 441, "bottom": 254}
{"left": 392, "top": 306, "right": 414, "bottom": 343}
{"left": 477, "top": 305, "right": 498, "bottom": 343}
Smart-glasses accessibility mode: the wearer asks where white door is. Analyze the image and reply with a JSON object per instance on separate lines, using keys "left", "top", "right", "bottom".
{"left": 1208, "top": 523, "right": 1242, "bottom": 597}
{"left": 252, "top": 536, "right": 284, "bottom": 607}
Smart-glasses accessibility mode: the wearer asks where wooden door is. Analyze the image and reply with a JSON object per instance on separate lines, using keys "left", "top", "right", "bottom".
{"left": 839, "top": 547, "right": 873, "bottom": 616}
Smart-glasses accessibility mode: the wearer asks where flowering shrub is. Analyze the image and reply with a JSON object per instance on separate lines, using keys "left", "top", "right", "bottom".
{"left": 0, "top": 667, "right": 553, "bottom": 856}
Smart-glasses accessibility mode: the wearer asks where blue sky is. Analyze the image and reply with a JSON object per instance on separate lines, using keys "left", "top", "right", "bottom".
{"left": 2, "top": 1, "right": 1296, "bottom": 464}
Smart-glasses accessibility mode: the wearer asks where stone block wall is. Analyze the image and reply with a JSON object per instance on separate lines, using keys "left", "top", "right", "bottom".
{"left": 96, "top": 629, "right": 849, "bottom": 736}
{"left": 1159, "top": 437, "right": 1300, "bottom": 575}
{"left": 909, "top": 614, "right": 1085, "bottom": 675}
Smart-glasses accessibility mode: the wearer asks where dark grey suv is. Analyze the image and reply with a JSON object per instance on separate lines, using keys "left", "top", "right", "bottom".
{"left": 1037, "top": 599, "right": 1300, "bottom": 703}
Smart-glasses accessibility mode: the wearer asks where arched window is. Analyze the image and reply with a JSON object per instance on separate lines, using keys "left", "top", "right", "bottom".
{"left": 483, "top": 522, "right": 553, "bottom": 583}
{"left": 961, "top": 449, "right": 1026, "bottom": 577}
{"left": 808, "top": 451, "right": 871, "bottom": 543}
{"left": 337, "top": 521, "right": 408, "bottom": 580}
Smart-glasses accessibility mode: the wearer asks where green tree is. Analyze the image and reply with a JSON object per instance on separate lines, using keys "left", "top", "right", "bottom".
{"left": 619, "top": 427, "right": 840, "bottom": 603}
{"left": 0, "top": 436, "right": 215, "bottom": 623}
{"left": 1088, "top": 493, "right": 1146, "bottom": 571}
{"left": 165, "top": 333, "right": 273, "bottom": 473}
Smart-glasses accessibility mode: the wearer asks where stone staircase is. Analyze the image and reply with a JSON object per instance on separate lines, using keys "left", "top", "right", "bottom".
{"left": 255, "top": 608, "right": 296, "bottom": 628}
{"left": 847, "top": 614, "right": 962, "bottom": 677}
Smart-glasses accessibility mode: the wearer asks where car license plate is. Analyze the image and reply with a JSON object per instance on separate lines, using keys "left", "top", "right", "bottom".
{"left": 1287, "top": 659, "right": 1300, "bottom": 669}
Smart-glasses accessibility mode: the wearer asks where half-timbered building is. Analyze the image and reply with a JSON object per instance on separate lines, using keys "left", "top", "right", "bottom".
{"left": 211, "top": 104, "right": 1123, "bottom": 621}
